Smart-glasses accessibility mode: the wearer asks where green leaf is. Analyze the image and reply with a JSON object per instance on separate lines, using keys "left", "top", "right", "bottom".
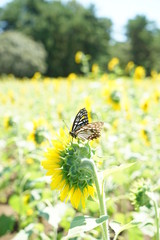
{"left": 0, "top": 166, "right": 12, "bottom": 177}
{"left": 110, "top": 220, "right": 141, "bottom": 239}
{"left": 8, "top": 194, "right": 21, "bottom": 213}
{"left": 8, "top": 194, "right": 29, "bottom": 214}
{"left": 102, "top": 163, "right": 136, "bottom": 180}
{"left": 39, "top": 202, "right": 68, "bottom": 229}
{"left": 65, "top": 215, "right": 108, "bottom": 239}
{"left": 110, "top": 220, "right": 139, "bottom": 234}
{"left": 0, "top": 214, "right": 15, "bottom": 236}
{"left": 128, "top": 227, "right": 143, "bottom": 240}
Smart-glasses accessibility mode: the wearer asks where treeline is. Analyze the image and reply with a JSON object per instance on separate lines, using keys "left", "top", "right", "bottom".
{"left": 0, "top": 0, "right": 160, "bottom": 77}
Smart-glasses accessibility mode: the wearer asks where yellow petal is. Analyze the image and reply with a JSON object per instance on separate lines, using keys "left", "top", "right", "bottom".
{"left": 57, "top": 179, "right": 66, "bottom": 190}
{"left": 41, "top": 161, "right": 60, "bottom": 169}
{"left": 50, "top": 169, "right": 62, "bottom": 179}
{"left": 70, "top": 188, "right": 81, "bottom": 209}
{"left": 46, "top": 169, "right": 60, "bottom": 176}
{"left": 81, "top": 194, "right": 85, "bottom": 209}
{"left": 60, "top": 184, "right": 70, "bottom": 201}
{"left": 50, "top": 174, "right": 62, "bottom": 189}
{"left": 44, "top": 151, "right": 59, "bottom": 159}
{"left": 87, "top": 185, "right": 95, "bottom": 197}
{"left": 65, "top": 187, "right": 74, "bottom": 203}
{"left": 51, "top": 140, "right": 63, "bottom": 150}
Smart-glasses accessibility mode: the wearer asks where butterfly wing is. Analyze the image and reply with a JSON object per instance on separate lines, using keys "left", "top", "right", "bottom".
{"left": 76, "top": 122, "right": 104, "bottom": 141}
{"left": 71, "top": 108, "right": 89, "bottom": 132}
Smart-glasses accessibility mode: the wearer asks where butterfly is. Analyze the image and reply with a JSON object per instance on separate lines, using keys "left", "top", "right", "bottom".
{"left": 69, "top": 108, "right": 104, "bottom": 141}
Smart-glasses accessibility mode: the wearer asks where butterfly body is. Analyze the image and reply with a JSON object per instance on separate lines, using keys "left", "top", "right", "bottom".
{"left": 70, "top": 108, "right": 103, "bottom": 141}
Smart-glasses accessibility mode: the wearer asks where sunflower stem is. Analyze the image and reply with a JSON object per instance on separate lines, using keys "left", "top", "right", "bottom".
{"left": 152, "top": 197, "right": 160, "bottom": 240}
{"left": 91, "top": 161, "right": 110, "bottom": 240}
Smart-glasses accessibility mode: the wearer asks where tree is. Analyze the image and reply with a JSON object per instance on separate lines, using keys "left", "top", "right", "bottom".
{"left": 151, "top": 29, "right": 160, "bottom": 72}
{"left": 126, "top": 15, "right": 155, "bottom": 74}
{"left": 109, "top": 41, "right": 132, "bottom": 69}
{"left": 0, "top": 31, "right": 47, "bottom": 77}
{"left": 0, "top": 0, "right": 112, "bottom": 77}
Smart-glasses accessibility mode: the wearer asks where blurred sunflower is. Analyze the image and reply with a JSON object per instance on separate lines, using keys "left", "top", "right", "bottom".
{"left": 75, "top": 51, "right": 83, "bottom": 64}
{"left": 8, "top": 90, "right": 15, "bottom": 104}
{"left": 31, "top": 72, "right": 42, "bottom": 81}
{"left": 134, "top": 66, "right": 146, "bottom": 80}
{"left": 28, "top": 118, "right": 48, "bottom": 145}
{"left": 108, "top": 57, "right": 119, "bottom": 71}
{"left": 140, "top": 96, "right": 150, "bottom": 113}
{"left": 67, "top": 73, "right": 77, "bottom": 81}
{"left": 41, "top": 128, "right": 95, "bottom": 209}
{"left": 125, "top": 61, "right": 135, "bottom": 76}
{"left": 140, "top": 129, "right": 151, "bottom": 146}
{"left": 103, "top": 81, "right": 122, "bottom": 110}
{"left": 100, "top": 73, "right": 108, "bottom": 83}
{"left": 3, "top": 116, "right": 16, "bottom": 129}
{"left": 91, "top": 63, "right": 100, "bottom": 75}
{"left": 153, "top": 90, "right": 160, "bottom": 103}
{"left": 150, "top": 70, "right": 158, "bottom": 80}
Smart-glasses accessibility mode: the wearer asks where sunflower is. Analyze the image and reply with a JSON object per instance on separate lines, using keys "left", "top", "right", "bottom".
{"left": 41, "top": 128, "right": 95, "bottom": 209}
{"left": 134, "top": 66, "right": 146, "bottom": 80}
{"left": 28, "top": 118, "right": 48, "bottom": 145}
{"left": 3, "top": 116, "right": 16, "bottom": 129}
{"left": 108, "top": 57, "right": 119, "bottom": 71}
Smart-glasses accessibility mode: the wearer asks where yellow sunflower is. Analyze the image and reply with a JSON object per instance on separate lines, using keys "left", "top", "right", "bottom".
{"left": 3, "top": 116, "right": 16, "bottom": 129}
{"left": 134, "top": 66, "right": 146, "bottom": 80}
{"left": 41, "top": 128, "right": 95, "bottom": 209}
{"left": 75, "top": 51, "right": 83, "bottom": 64}
{"left": 28, "top": 118, "right": 48, "bottom": 145}
{"left": 108, "top": 57, "right": 119, "bottom": 71}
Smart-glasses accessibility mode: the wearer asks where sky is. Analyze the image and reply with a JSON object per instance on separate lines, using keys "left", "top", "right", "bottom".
{"left": 0, "top": 0, "right": 160, "bottom": 41}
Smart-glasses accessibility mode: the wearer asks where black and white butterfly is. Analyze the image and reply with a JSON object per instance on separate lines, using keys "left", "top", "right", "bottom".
{"left": 69, "top": 108, "right": 104, "bottom": 141}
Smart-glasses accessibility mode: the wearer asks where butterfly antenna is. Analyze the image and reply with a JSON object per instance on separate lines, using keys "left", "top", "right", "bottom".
{"left": 62, "top": 119, "right": 70, "bottom": 131}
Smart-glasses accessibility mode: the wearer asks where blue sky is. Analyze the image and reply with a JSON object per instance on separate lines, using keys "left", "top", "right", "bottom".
{"left": 0, "top": 0, "right": 160, "bottom": 41}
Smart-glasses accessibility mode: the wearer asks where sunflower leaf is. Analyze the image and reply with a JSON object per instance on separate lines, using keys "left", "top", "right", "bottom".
{"left": 110, "top": 220, "right": 139, "bottom": 234}
{"left": 102, "top": 163, "right": 136, "bottom": 180}
{"left": 64, "top": 215, "right": 108, "bottom": 239}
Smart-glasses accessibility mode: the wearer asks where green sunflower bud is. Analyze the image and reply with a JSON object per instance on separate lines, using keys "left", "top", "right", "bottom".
{"left": 130, "top": 178, "right": 152, "bottom": 210}
{"left": 110, "top": 90, "right": 121, "bottom": 103}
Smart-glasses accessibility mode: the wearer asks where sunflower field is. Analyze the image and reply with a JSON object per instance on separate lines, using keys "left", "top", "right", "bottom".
{"left": 0, "top": 64, "right": 160, "bottom": 240}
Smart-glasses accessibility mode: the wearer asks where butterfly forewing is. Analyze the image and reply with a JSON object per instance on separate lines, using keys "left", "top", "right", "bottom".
{"left": 71, "top": 108, "right": 88, "bottom": 132}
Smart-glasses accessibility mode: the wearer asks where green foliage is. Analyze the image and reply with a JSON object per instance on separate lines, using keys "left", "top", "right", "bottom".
{"left": 66, "top": 215, "right": 108, "bottom": 239}
{"left": 126, "top": 15, "right": 154, "bottom": 74}
{"left": 0, "top": 0, "right": 112, "bottom": 76}
{"left": 0, "top": 31, "right": 47, "bottom": 77}
{"left": 151, "top": 29, "right": 160, "bottom": 72}
{"left": 0, "top": 214, "right": 15, "bottom": 236}
{"left": 109, "top": 41, "right": 132, "bottom": 69}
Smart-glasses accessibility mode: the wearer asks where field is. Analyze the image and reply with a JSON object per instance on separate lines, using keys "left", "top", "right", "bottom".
{"left": 0, "top": 73, "right": 160, "bottom": 240}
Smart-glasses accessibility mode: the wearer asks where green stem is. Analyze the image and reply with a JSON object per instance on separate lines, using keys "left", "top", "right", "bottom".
{"left": 153, "top": 198, "right": 160, "bottom": 240}
{"left": 113, "top": 232, "right": 119, "bottom": 240}
{"left": 92, "top": 162, "right": 110, "bottom": 240}
{"left": 81, "top": 158, "right": 110, "bottom": 239}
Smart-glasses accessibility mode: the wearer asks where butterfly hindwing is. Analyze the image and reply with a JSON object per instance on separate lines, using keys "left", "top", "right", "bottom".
{"left": 76, "top": 122, "right": 104, "bottom": 140}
